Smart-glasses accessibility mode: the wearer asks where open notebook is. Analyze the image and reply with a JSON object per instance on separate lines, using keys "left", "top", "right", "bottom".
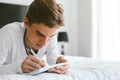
{"left": 26, "top": 62, "right": 69, "bottom": 75}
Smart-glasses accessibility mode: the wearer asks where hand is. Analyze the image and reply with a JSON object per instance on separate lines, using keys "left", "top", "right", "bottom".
{"left": 48, "top": 56, "right": 69, "bottom": 74}
{"left": 21, "top": 55, "right": 45, "bottom": 73}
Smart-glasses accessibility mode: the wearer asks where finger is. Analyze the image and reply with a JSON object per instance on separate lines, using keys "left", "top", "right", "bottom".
{"left": 37, "top": 59, "right": 46, "bottom": 67}
{"left": 49, "top": 68, "right": 64, "bottom": 74}
{"left": 60, "top": 70, "right": 68, "bottom": 74}
{"left": 56, "top": 64, "right": 69, "bottom": 71}
{"left": 27, "top": 59, "right": 42, "bottom": 69}
{"left": 22, "top": 63, "right": 37, "bottom": 73}
{"left": 26, "top": 64, "right": 37, "bottom": 72}
{"left": 56, "top": 68, "right": 69, "bottom": 74}
{"left": 48, "top": 64, "right": 69, "bottom": 74}
{"left": 48, "top": 67, "right": 66, "bottom": 74}
{"left": 26, "top": 56, "right": 43, "bottom": 69}
{"left": 28, "top": 55, "right": 45, "bottom": 67}
{"left": 22, "top": 56, "right": 41, "bottom": 73}
{"left": 41, "top": 60, "right": 45, "bottom": 63}
{"left": 48, "top": 64, "right": 69, "bottom": 71}
{"left": 61, "top": 58, "right": 68, "bottom": 62}
{"left": 57, "top": 56, "right": 68, "bottom": 63}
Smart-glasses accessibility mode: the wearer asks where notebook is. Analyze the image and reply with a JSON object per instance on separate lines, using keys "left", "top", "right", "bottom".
{"left": 26, "top": 62, "right": 69, "bottom": 75}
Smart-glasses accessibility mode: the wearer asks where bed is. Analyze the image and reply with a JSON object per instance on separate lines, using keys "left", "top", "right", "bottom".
{"left": 0, "top": 56, "right": 120, "bottom": 80}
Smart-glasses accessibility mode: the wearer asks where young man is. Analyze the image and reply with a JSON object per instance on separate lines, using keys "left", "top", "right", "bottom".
{"left": 0, "top": 0, "right": 69, "bottom": 74}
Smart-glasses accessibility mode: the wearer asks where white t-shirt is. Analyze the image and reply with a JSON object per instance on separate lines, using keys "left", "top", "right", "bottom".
{"left": 0, "top": 22, "right": 60, "bottom": 74}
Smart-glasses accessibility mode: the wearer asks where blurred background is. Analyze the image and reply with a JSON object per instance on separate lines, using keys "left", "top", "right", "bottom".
{"left": 0, "top": 0, "right": 120, "bottom": 61}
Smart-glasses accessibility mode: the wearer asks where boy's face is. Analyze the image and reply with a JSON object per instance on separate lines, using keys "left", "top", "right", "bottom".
{"left": 24, "top": 21, "right": 59, "bottom": 51}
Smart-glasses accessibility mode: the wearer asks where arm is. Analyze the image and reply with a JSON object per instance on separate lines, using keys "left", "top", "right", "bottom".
{"left": 45, "top": 35, "right": 69, "bottom": 74}
{"left": 48, "top": 56, "right": 69, "bottom": 74}
{"left": 0, "top": 28, "right": 22, "bottom": 74}
{"left": 45, "top": 35, "right": 60, "bottom": 65}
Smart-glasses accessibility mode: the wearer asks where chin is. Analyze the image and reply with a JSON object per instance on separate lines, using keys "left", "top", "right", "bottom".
{"left": 37, "top": 46, "right": 44, "bottom": 49}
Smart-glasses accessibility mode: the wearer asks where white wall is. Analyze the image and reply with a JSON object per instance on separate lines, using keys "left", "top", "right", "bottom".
{"left": 77, "top": 0, "right": 92, "bottom": 57}
{"left": 57, "top": 0, "right": 93, "bottom": 57}
{"left": 57, "top": 0, "right": 78, "bottom": 56}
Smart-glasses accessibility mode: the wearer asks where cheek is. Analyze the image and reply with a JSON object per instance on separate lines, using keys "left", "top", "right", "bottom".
{"left": 28, "top": 33, "right": 39, "bottom": 43}
{"left": 30, "top": 35, "right": 39, "bottom": 43}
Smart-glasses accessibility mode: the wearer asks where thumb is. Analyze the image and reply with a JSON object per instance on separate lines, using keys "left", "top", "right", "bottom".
{"left": 57, "top": 56, "right": 68, "bottom": 63}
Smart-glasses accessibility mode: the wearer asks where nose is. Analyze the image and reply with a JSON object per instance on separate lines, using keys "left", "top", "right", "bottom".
{"left": 40, "top": 37, "right": 49, "bottom": 45}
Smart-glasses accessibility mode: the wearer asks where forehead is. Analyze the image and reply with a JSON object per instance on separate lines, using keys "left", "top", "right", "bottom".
{"left": 30, "top": 23, "right": 59, "bottom": 36}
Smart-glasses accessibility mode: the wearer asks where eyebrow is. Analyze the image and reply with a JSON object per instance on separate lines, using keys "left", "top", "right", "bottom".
{"left": 36, "top": 30, "right": 56, "bottom": 37}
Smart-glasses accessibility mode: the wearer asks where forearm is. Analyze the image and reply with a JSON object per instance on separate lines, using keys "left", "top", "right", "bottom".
{"left": 0, "top": 61, "right": 23, "bottom": 75}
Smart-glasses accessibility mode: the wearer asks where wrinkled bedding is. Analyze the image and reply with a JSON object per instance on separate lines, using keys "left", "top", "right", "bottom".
{"left": 0, "top": 56, "right": 120, "bottom": 80}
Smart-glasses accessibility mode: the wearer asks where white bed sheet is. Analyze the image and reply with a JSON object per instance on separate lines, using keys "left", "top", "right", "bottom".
{"left": 0, "top": 56, "right": 120, "bottom": 80}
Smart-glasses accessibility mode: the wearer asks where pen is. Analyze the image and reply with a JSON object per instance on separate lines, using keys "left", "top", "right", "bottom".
{"left": 29, "top": 47, "right": 39, "bottom": 59}
{"left": 28, "top": 47, "right": 46, "bottom": 68}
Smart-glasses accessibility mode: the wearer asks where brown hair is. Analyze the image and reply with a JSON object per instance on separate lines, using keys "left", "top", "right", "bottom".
{"left": 26, "top": 0, "right": 64, "bottom": 27}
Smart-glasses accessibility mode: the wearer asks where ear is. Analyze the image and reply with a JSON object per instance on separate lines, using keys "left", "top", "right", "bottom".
{"left": 23, "top": 17, "right": 29, "bottom": 29}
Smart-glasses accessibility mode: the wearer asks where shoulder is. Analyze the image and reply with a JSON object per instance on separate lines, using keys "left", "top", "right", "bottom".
{"left": 45, "top": 35, "right": 58, "bottom": 49}
{"left": 0, "top": 22, "right": 24, "bottom": 38}
{"left": 0, "top": 22, "right": 25, "bottom": 43}
{"left": 1, "top": 22, "right": 24, "bottom": 33}
{"left": 48, "top": 35, "right": 57, "bottom": 45}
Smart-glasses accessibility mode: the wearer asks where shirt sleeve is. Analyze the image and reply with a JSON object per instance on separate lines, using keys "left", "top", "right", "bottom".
{"left": 0, "top": 28, "right": 23, "bottom": 74}
{"left": 45, "top": 35, "right": 61, "bottom": 65}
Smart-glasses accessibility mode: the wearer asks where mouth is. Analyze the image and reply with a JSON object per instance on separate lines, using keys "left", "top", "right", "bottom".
{"left": 36, "top": 44, "right": 43, "bottom": 49}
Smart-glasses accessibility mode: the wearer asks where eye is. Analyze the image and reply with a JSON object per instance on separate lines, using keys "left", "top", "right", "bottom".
{"left": 36, "top": 31, "right": 44, "bottom": 37}
{"left": 50, "top": 35, "right": 55, "bottom": 38}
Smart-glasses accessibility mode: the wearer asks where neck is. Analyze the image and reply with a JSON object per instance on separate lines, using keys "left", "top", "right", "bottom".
{"left": 24, "top": 29, "right": 38, "bottom": 53}
{"left": 24, "top": 29, "right": 29, "bottom": 47}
